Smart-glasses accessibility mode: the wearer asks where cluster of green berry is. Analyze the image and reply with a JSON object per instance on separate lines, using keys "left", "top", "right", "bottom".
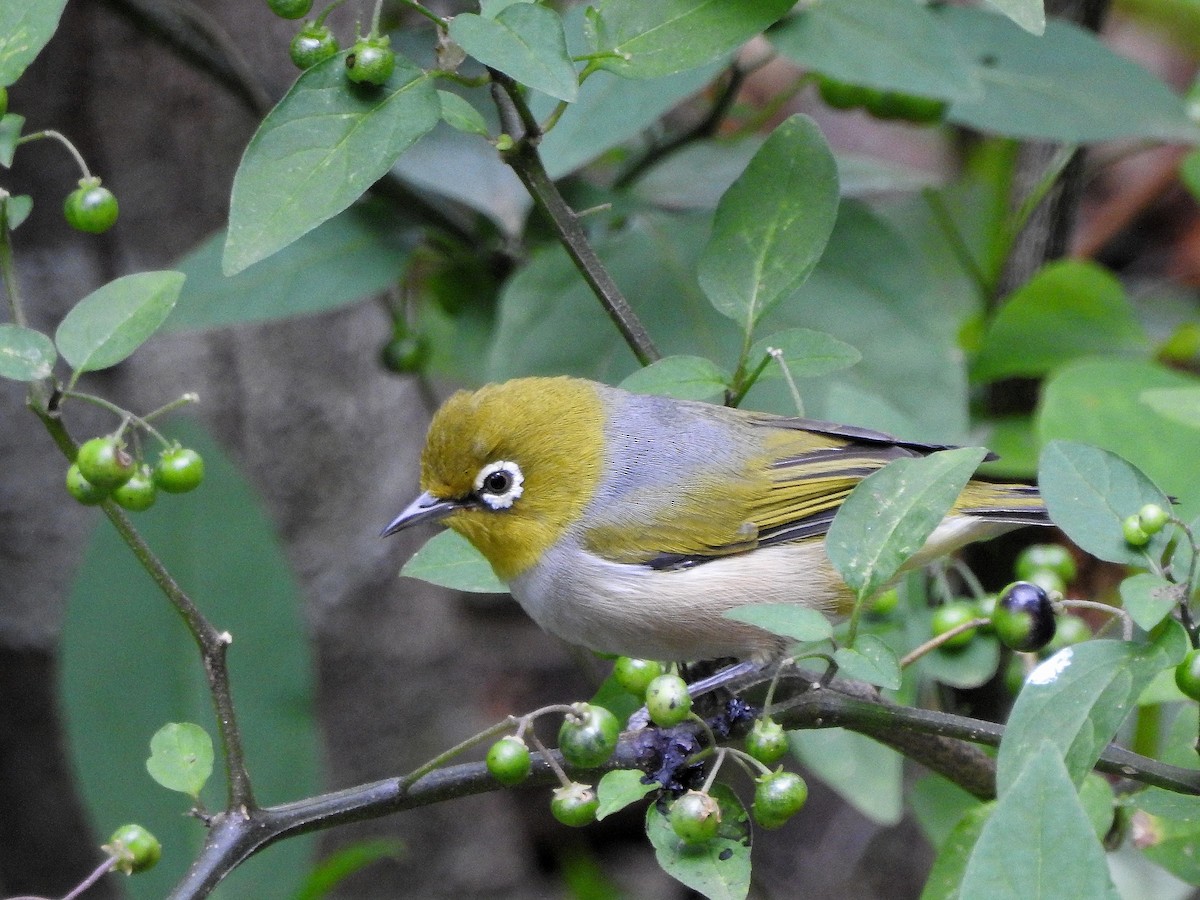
{"left": 1122, "top": 502, "right": 1170, "bottom": 548}
{"left": 484, "top": 659, "right": 809, "bottom": 837}
{"left": 815, "top": 74, "right": 947, "bottom": 124}
{"left": 928, "top": 543, "right": 1089, "bottom": 658}
{"left": 67, "top": 436, "right": 204, "bottom": 512}
{"left": 267, "top": 0, "right": 395, "bottom": 84}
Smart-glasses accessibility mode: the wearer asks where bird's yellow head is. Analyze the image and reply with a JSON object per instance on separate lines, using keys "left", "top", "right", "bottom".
{"left": 388, "top": 377, "right": 607, "bottom": 581}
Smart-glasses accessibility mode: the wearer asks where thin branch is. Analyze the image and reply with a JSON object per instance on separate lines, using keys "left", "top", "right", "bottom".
{"left": 28, "top": 401, "right": 257, "bottom": 812}
{"left": 489, "top": 72, "right": 661, "bottom": 366}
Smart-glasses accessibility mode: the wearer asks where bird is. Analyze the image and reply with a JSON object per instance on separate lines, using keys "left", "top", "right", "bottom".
{"left": 383, "top": 376, "right": 1048, "bottom": 663}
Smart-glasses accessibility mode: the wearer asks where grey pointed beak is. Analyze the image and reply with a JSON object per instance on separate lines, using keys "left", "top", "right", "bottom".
{"left": 381, "top": 491, "right": 462, "bottom": 537}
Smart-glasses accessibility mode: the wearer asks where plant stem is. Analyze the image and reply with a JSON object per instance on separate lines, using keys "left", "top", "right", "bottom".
{"left": 922, "top": 187, "right": 991, "bottom": 303}
{"left": 17, "top": 130, "right": 93, "bottom": 180}
{"left": 395, "top": 0, "right": 448, "bottom": 29}
{"left": 489, "top": 72, "right": 660, "bottom": 367}
{"left": 0, "top": 212, "right": 27, "bottom": 327}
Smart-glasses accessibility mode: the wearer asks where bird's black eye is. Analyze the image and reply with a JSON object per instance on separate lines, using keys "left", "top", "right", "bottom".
{"left": 482, "top": 470, "right": 512, "bottom": 494}
{"left": 473, "top": 460, "right": 525, "bottom": 510}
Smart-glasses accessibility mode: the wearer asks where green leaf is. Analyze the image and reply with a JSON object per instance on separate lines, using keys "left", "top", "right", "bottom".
{"left": 63, "top": 421, "right": 319, "bottom": 898}
{"left": 1120, "top": 572, "right": 1185, "bottom": 632}
{"left": 698, "top": 115, "right": 839, "bottom": 336}
{"left": 769, "top": 0, "right": 979, "bottom": 101}
{"left": 940, "top": 7, "right": 1200, "bottom": 143}
{"left": 55, "top": 271, "right": 185, "bottom": 375}
{"left": 962, "top": 743, "right": 1118, "bottom": 899}
{"left": 1038, "top": 358, "right": 1200, "bottom": 525}
{"left": 223, "top": 52, "right": 438, "bottom": 275}
{"left": 449, "top": 5, "right": 577, "bottom": 102}
{"left": 826, "top": 447, "right": 988, "bottom": 602}
{"left": 437, "top": 90, "right": 490, "bottom": 136}
{"left": 1037, "top": 440, "right": 1172, "bottom": 567}
{"left": 996, "top": 632, "right": 1178, "bottom": 794}
{"left": 982, "top": 0, "right": 1044, "bottom": 35}
{"left": 0, "top": 0, "right": 68, "bottom": 86}
{"left": 746, "top": 328, "right": 861, "bottom": 382}
{"left": 1079, "top": 773, "right": 1115, "bottom": 840}
{"left": 833, "top": 635, "right": 901, "bottom": 690}
{"left": 294, "top": 840, "right": 406, "bottom": 900}
{"left": 590, "top": 0, "right": 794, "bottom": 79}
{"left": 646, "top": 782, "right": 751, "bottom": 900}
{"left": 145, "top": 722, "right": 213, "bottom": 798}
{"left": 0, "top": 113, "right": 23, "bottom": 167}
{"left": 910, "top": 774, "right": 984, "bottom": 851}
{"left": 722, "top": 604, "right": 832, "bottom": 643}
{"left": 619, "top": 355, "right": 727, "bottom": 400}
{"left": 919, "top": 802, "right": 992, "bottom": 900}
{"left": 401, "top": 529, "right": 507, "bottom": 594}
{"left": 919, "top": 635, "right": 1001, "bottom": 691}
{"left": 3, "top": 193, "right": 32, "bottom": 229}
{"left": 0, "top": 323, "right": 55, "bottom": 381}
{"left": 167, "top": 205, "right": 414, "bottom": 331}
{"left": 1141, "top": 386, "right": 1200, "bottom": 431}
{"left": 790, "top": 728, "right": 902, "bottom": 825}
{"left": 971, "top": 260, "right": 1149, "bottom": 383}
{"left": 596, "top": 769, "right": 658, "bottom": 820}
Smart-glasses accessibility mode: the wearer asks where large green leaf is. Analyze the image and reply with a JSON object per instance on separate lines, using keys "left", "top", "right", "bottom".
{"left": 401, "top": 529, "right": 507, "bottom": 594}
{"left": 996, "top": 629, "right": 1181, "bottom": 794}
{"left": 590, "top": 0, "right": 794, "bottom": 79}
{"left": 790, "top": 728, "right": 903, "bottom": 825}
{"left": 769, "top": 0, "right": 979, "bottom": 101}
{"left": 449, "top": 5, "right": 578, "bottom": 102}
{"left": 1038, "top": 440, "right": 1173, "bottom": 567}
{"left": 168, "top": 205, "right": 414, "bottom": 331}
{"left": 1038, "top": 358, "right": 1200, "bottom": 524}
{"left": 55, "top": 271, "right": 185, "bottom": 375}
{"left": 961, "top": 743, "right": 1119, "bottom": 899}
{"left": 62, "top": 422, "right": 318, "bottom": 899}
{"left": 971, "top": 260, "right": 1149, "bottom": 383}
{"left": 919, "top": 802, "right": 992, "bottom": 900}
{"left": 698, "top": 115, "right": 839, "bottom": 337}
{"left": 1141, "top": 386, "right": 1200, "bottom": 431}
{"left": 0, "top": 0, "right": 68, "bottom": 86}
{"left": 223, "top": 52, "right": 438, "bottom": 274}
{"left": 826, "top": 447, "right": 988, "bottom": 602}
{"left": 618, "top": 355, "right": 727, "bottom": 401}
{"left": 0, "top": 323, "right": 55, "bottom": 381}
{"left": 940, "top": 6, "right": 1200, "bottom": 143}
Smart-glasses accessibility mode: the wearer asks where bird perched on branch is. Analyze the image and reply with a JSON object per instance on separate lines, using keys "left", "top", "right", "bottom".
{"left": 383, "top": 376, "right": 1047, "bottom": 662}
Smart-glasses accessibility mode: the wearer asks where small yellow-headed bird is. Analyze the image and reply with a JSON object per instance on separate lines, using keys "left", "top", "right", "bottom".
{"left": 384, "top": 376, "right": 1047, "bottom": 662}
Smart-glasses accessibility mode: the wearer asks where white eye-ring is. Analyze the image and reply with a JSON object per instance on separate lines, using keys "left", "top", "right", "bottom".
{"left": 474, "top": 460, "right": 524, "bottom": 510}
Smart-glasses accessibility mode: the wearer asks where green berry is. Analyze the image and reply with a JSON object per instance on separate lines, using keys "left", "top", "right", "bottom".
{"left": 868, "top": 588, "right": 899, "bottom": 617}
{"left": 0, "top": 87, "right": 7, "bottom": 118}
{"left": 153, "top": 446, "right": 205, "bottom": 493}
{"left": 1026, "top": 568, "right": 1066, "bottom": 597}
{"left": 1047, "top": 614, "right": 1091, "bottom": 652}
{"left": 345, "top": 36, "right": 395, "bottom": 86}
{"left": 550, "top": 782, "right": 598, "bottom": 827}
{"left": 66, "top": 463, "right": 109, "bottom": 505}
{"left": 613, "top": 657, "right": 663, "bottom": 696}
{"left": 752, "top": 770, "right": 808, "bottom": 830}
{"left": 1138, "top": 503, "right": 1169, "bottom": 536}
{"left": 267, "top": 0, "right": 312, "bottom": 19}
{"left": 76, "top": 437, "right": 135, "bottom": 490}
{"left": 930, "top": 600, "right": 979, "bottom": 651}
{"left": 745, "top": 718, "right": 788, "bottom": 766}
{"left": 992, "top": 582, "right": 1056, "bottom": 653}
{"left": 64, "top": 178, "right": 119, "bottom": 233}
{"left": 557, "top": 703, "right": 620, "bottom": 769}
{"left": 106, "top": 824, "right": 161, "bottom": 875}
{"left": 112, "top": 465, "right": 157, "bottom": 512}
{"left": 1175, "top": 648, "right": 1200, "bottom": 701}
{"left": 290, "top": 23, "right": 339, "bottom": 69}
{"left": 381, "top": 334, "right": 428, "bottom": 373}
{"left": 669, "top": 790, "right": 722, "bottom": 844}
{"left": 1123, "top": 514, "right": 1151, "bottom": 547}
{"left": 486, "top": 735, "right": 532, "bottom": 786}
{"left": 645, "top": 674, "right": 692, "bottom": 728}
{"left": 1015, "top": 543, "right": 1077, "bottom": 584}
